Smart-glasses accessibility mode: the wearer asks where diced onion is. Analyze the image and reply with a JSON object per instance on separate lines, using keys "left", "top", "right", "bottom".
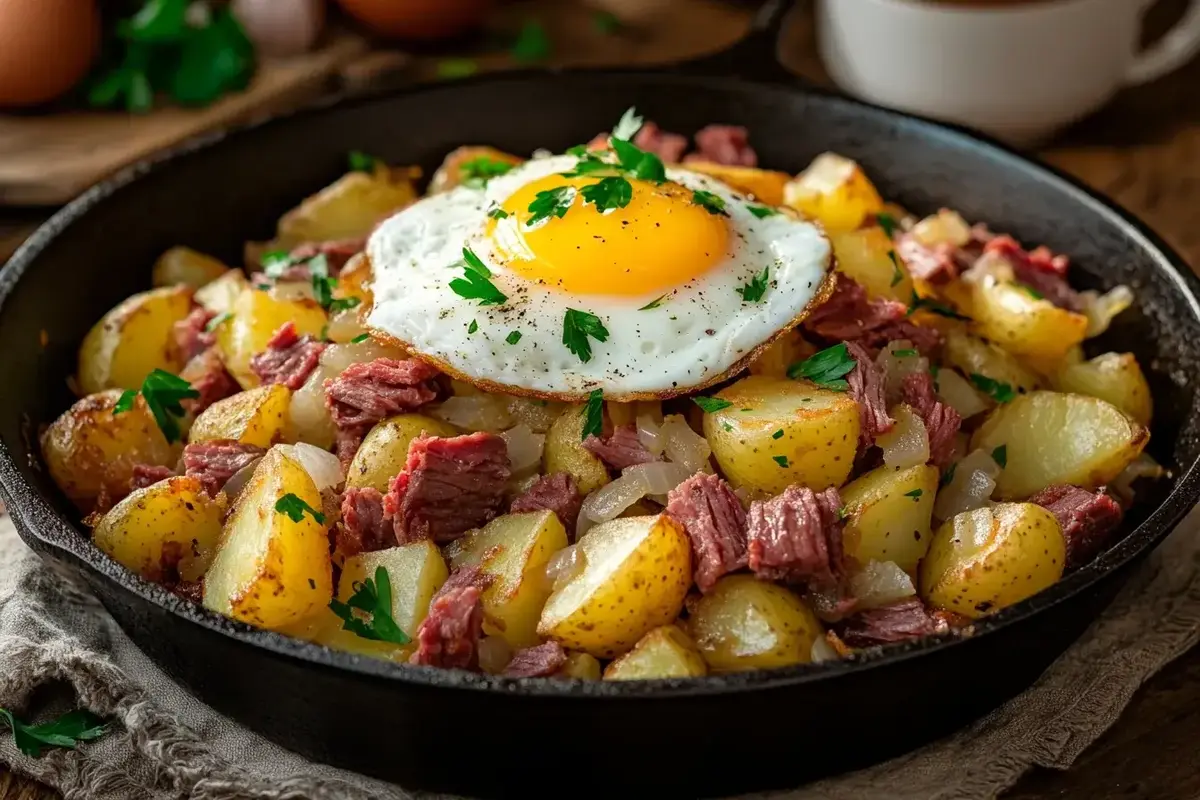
{"left": 912, "top": 209, "right": 971, "bottom": 248}
{"left": 623, "top": 461, "right": 692, "bottom": 496}
{"left": 848, "top": 560, "right": 916, "bottom": 609}
{"left": 934, "top": 448, "right": 1001, "bottom": 521}
{"left": 505, "top": 397, "right": 563, "bottom": 433}
{"left": 1110, "top": 453, "right": 1168, "bottom": 506}
{"left": 581, "top": 473, "right": 647, "bottom": 524}
{"left": 325, "top": 308, "right": 367, "bottom": 344}
{"left": 321, "top": 339, "right": 408, "bottom": 375}
{"left": 545, "top": 543, "right": 587, "bottom": 591}
{"left": 430, "top": 395, "right": 513, "bottom": 432}
{"left": 936, "top": 368, "right": 990, "bottom": 419}
{"left": 279, "top": 442, "right": 343, "bottom": 492}
{"left": 500, "top": 424, "right": 545, "bottom": 476}
{"left": 221, "top": 457, "right": 262, "bottom": 503}
{"left": 477, "top": 636, "right": 513, "bottom": 675}
{"left": 962, "top": 252, "right": 1014, "bottom": 285}
{"left": 636, "top": 413, "right": 664, "bottom": 455}
{"left": 269, "top": 281, "right": 316, "bottom": 303}
{"left": 811, "top": 635, "right": 840, "bottom": 663}
{"left": 1081, "top": 285, "right": 1134, "bottom": 338}
{"left": 878, "top": 406, "right": 929, "bottom": 469}
{"left": 660, "top": 414, "right": 711, "bottom": 473}
{"left": 876, "top": 340, "right": 928, "bottom": 401}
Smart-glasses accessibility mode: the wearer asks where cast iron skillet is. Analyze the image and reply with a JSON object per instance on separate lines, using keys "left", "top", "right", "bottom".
{"left": 2, "top": 2, "right": 1199, "bottom": 796}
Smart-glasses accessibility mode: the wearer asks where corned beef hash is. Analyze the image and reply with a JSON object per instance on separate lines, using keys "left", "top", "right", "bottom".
{"left": 42, "top": 109, "right": 1162, "bottom": 679}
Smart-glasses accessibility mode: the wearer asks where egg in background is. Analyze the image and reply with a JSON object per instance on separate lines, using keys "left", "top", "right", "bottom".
{"left": 0, "top": 0, "right": 100, "bottom": 107}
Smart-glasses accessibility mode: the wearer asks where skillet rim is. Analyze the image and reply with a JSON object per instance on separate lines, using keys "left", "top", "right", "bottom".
{"left": 2, "top": 66, "right": 1199, "bottom": 699}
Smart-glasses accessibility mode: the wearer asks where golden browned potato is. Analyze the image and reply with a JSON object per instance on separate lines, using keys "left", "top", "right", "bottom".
{"left": 77, "top": 286, "right": 194, "bottom": 394}
{"left": 783, "top": 152, "right": 885, "bottom": 233}
{"left": 538, "top": 515, "right": 691, "bottom": 658}
{"left": 428, "top": 146, "right": 524, "bottom": 194}
{"left": 682, "top": 162, "right": 790, "bottom": 205}
{"left": 202, "top": 446, "right": 333, "bottom": 631}
{"left": 271, "top": 166, "right": 419, "bottom": 249}
{"left": 603, "top": 625, "right": 708, "bottom": 680}
{"left": 971, "top": 391, "right": 1148, "bottom": 499}
{"left": 830, "top": 226, "right": 912, "bottom": 302}
{"left": 151, "top": 247, "right": 229, "bottom": 289}
{"left": 189, "top": 384, "right": 292, "bottom": 448}
{"left": 702, "top": 375, "right": 860, "bottom": 495}
{"left": 686, "top": 575, "right": 823, "bottom": 672}
{"left": 336, "top": 252, "right": 373, "bottom": 307}
{"left": 955, "top": 279, "right": 1088, "bottom": 362}
{"left": 943, "top": 330, "right": 1042, "bottom": 395}
{"left": 215, "top": 288, "right": 327, "bottom": 389}
{"left": 194, "top": 269, "right": 249, "bottom": 316}
{"left": 920, "top": 503, "right": 1065, "bottom": 618}
{"left": 1053, "top": 352, "right": 1152, "bottom": 426}
{"left": 41, "top": 390, "right": 182, "bottom": 512}
{"left": 559, "top": 651, "right": 602, "bottom": 680}
{"left": 93, "top": 476, "right": 225, "bottom": 582}
{"left": 747, "top": 329, "right": 817, "bottom": 378}
{"left": 445, "top": 510, "right": 569, "bottom": 648}
{"left": 345, "top": 414, "right": 459, "bottom": 494}
{"left": 840, "top": 464, "right": 939, "bottom": 574}
{"left": 543, "top": 404, "right": 610, "bottom": 495}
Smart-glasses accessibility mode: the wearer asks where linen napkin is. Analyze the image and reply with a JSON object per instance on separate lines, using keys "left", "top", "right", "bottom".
{"left": 0, "top": 506, "right": 1197, "bottom": 800}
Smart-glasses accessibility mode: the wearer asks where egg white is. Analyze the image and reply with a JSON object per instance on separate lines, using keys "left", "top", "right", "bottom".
{"left": 366, "top": 154, "right": 832, "bottom": 400}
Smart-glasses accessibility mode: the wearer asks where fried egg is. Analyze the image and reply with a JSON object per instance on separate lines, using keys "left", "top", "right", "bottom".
{"left": 366, "top": 152, "right": 832, "bottom": 400}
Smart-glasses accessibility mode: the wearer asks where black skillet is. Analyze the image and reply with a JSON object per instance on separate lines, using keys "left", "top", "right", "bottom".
{"left": 2, "top": 2, "right": 1199, "bottom": 797}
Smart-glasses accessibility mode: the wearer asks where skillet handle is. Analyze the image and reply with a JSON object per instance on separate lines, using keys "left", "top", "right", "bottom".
{"left": 670, "top": 0, "right": 798, "bottom": 84}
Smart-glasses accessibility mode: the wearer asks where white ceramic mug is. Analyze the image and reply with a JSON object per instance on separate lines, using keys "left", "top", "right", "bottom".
{"left": 815, "top": 0, "right": 1200, "bottom": 145}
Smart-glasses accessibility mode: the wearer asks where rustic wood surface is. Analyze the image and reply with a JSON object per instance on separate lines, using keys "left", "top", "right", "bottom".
{"left": 1, "top": 1, "right": 1199, "bottom": 798}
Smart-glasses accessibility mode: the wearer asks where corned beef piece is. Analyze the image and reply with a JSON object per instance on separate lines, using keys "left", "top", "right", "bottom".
{"left": 173, "top": 306, "right": 216, "bottom": 363}
{"left": 179, "top": 348, "right": 238, "bottom": 415}
{"left": 747, "top": 485, "right": 844, "bottom": 587}
{"left": 129, "top": 463, "right": 177, "bottom": 492}
{"left": 835, "top": 598, "right": 948, "bottom": 648}
{"left": 335, "top": 427, "right": 366, "bottom": 470}
{"left": 183, "top": 440, "right": 266, "bottom": 496}
{"left": 895, "top": 233, "right": 962, "bottom": 283}
{"left": 409, "top": 584, "right": 484, "bottom": 670}
{"left": 804, "top": 274, "right": 907, "bottom": 341}
{"left": 250, "top": 322, "right": 327, "bottom": 390}
{"left": 633, "top": 122, "right": 689, "bottom": 162}
{"left": 582, "top": 424, "right": 658, "bottom": 470}
{"left": 440, "top": 564, "right": 496, "bottom": 596}
{"left": 901, "top": 372, "right": 962, "bottom": 469}
{"left": 337, "top": 487, "right": 392, "bottom": 557}
{"left": 856, "top": 320, "right": 943, "bottom": 357}
{"left": 152, "top": 540, "right": 204, "bottom": 602}
{"left": 1030, "top": 484, "right": 1124, "bottom": 570}
{"left": 845, "top": 341, "right": 894, "bottom": 449}
{"left": 510, "top": 472, "right": 583, "bottom": 538}
{"left": 325, "top": 358, "right": 441, "bottom": 430}
{"left": 664, "top": 473, "right": 748, "bottom": 593}
{"left": 683, "top": 125, "right": 758, "bottom": 167}
{"left": 983, "top": 235, "right": 1082, "bottom": 311}
{"left": 503, "top": 642, "right": 568, "bottom": 678}
{"left": 383, "top": 432, "right": 511, "bottom": 544}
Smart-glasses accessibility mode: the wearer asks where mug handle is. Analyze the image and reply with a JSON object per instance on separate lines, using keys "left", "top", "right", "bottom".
{"left": 1125, "top": 0, "right": 1200, "bottom": 85}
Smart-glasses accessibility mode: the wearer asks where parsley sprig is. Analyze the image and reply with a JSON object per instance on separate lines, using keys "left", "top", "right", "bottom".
{"left": 527, "top": 186, "right": 577, "bottom": 228}
{"left": 511, "top": 19, "right": 551, "bottom": 63}
{"left": 889, "top": 250, "right": 904, "bottom": 287}
{"left": 274, "top": 493, "right": 326, "bottom": 524}
{"left": 114, "top": 369, "right": 198, "bottom": 443}
{"left": 991, "top": 444, "right": 1008, "bottom": 468}
{"left": 0, "top": 709, "right": 108, "bottom": 758}
{"left": 747, "top": 205, "right": 778, "bottom": 219}
{"left": 639, "top": 295, "right": 667, "bottom": 311}
{"left": 908, "top": 291, "right": 971, "bottom": 320}
{"left": 460, "top": 157, "right": 514, "bottom": 188}
{"left": 692, "top": 190, "right": 728, "bottom": 216}
{"left": 581, "top": 389, "right": 604, "bottom": 440}
{"left": 329, "top": 566, "right": 411, "bottom": 646}
{"left": 450, "top": 247, "right": 507, "bottom": 306}
{"left": 580, "top": 176, "right": 633, "bottom": 213}
{"left": 693, "top": 396, "right": 733, "bottom": 413}
{"left": 876, "top": 212, "right": 899, "bottom": 238}
{"left": 562, "top": 309, "right": 610, "bottom": 363}
{"left": 737, "top": 267, "right": 770, "bottom": 303}
{"left": 788, "top": 342, "right": 857, "bottom": 391}
{"left": 970, "top": 373, "right": 1016, "bottom": 403}
{"left": 347, "top": 151, "right": 381, "bottom": 173}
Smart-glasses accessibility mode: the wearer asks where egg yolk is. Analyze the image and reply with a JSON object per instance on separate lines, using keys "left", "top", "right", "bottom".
{"left": 488, "top": 173, "right": 730, "bottom": 297}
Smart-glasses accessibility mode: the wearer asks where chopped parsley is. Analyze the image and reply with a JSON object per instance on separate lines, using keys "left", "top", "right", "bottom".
{"left": 722, "top": 422, "right": 733, "bottom": 432}
{"left": 970, "top": 373, "right": 1016, "bottom": 403}
{"left": 581, "top": 388, "right": 604, "bottom": 440}
{"left": 692, "top": 396, "right": 733, "bottom": 413}
{"left": 511, "top": 19, "right": 551, "bottom": 63}
{"left": 904, "top": 489, "right": 923, "bottom": 499}
{"left": 527, "top": 186, "right": 577, "bottom": 227}
{"left": 319, "top": 324, "right": 329, "bottom": 341}
{"left": 450, "top": 247, "right": 507, "bottom": 306}
{"left": 204, "top": 312, "right": 231, "bottom": 333}
{"left": 638, "top": 294, "right": 667, "bottom": 311}
{"left": 788, "top": 342, "right": 856, "bottom": 390}
{"left": 505, "top": 330, "right": 523, "bottom": 345}
{"left": 487, "top": 205, "right": 509, "bottom": 220}
{"left": 562, "top": 308, "right": 609, "bottom": 363}
{"left": 940, "top": 462, "right": 958, "bottom": 488}
{"left": 889, "top": 250, "right": 904, "bottom": 287}
{"left": 113, "top": 369, "right": 198, "bottom": 443}
{"left": 991, "top": 444, "right": 1008, "bottom": 468}
{"left": 311, "top": 274, "right": 336, "bottom": 309}
{"left": 274, "top": 493, "right": 326, "bottom": 524}
{"left": 772, "top": 455, "right": 790, "bottom": 468}
{"left": 611, "top": 107, "right": 644, "bottom": 141}
{"left": 261, "top": 249, "right": 295, "bottom": 278}
{"left": 350, "top": 333, "right": 370, "bottom": 343}
{"left": 1014, "top": 282, "right": 1045, "bottom": 300}
{"left": 0, "top": 708, "right": 108, "bottom": 758}
{"left": 437, "top": 58, "right": 477, "bottom": 79}
{"left": 772, "top": 429, "right": 784, "bottom": 440}
{"left": 611, "top": 137, "right": 666, "bottom": 182}
{"left": 908, "top": 291, "right": 971, "bottom": 320}
{"left": 593, "top": 10, "right": 623, "bottom": 34}
{"left": 347, "top": 150, "right": 380, "bottom": 173}
{"left": 892, "top": 348, "right": 918, "bottom": 358}
{"left": 460, "top": 156, "right": 514, "bottom": 188}
{"left": 876, "top": 212, "right": 899, "bottom": 238}
{"left": 328, "top": 566, "right": 411, "bottom": 646}
{"left": 836, "top": 505, "right": 849, "bottom": 520}
{"left": 327, "top": 296, "right": 361, "bottom": 315}
{"left": 580, "top": 176, "right": 633, "bottom": 213}
{"left": 747, "top": 205, "right": 778, "bottom": 219}
{"left": 691, "top": 190, "right": 727, "bottom": 216}
{"left": 467, "top": 320, "right": 478, "bottom": 335}
{"left": 736, "top": 267, "right": 769, "bottom": 303}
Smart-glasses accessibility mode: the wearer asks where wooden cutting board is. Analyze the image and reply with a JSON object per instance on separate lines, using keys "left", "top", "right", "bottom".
{"left": 0, "top": 34, "right": 369, "bottom": 207}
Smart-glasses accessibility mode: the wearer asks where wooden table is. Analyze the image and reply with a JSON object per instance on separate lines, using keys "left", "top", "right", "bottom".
{"left": 2, "top": 1, "right": 1199, "bottom": 797}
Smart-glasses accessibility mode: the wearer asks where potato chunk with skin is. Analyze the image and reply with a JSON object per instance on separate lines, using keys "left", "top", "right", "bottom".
{"left": 830, "top": 227, "right": 912, "bottom": 302}
{"left": 216, "top": 288, "right": 327, "bottom": 389}
{"left": 686, "top": 575, "right": 823, "bottom": 672}
{"left": 273, "top": 166, "right": 419, "bottom": 249}
{"left": 703, "top": 375, "right": 860, "bottom": 494}
{"left": 957, "top": 279, "right": 1088, "bottom": 361}
{"left": 428, "top": 146, "right": 524, "bottom": 194}
{"left": 77, "top": 285, "right": 194, "bottom": 394}
{"left": 840, "top": 464, "right": 939, "bottom": 574}
{"left": 151, "top": 247, "right": 229, "bottom": 289}
{"left": 93, "top": 477, "right": 226, "bottom": 582}
{"left": 544, "top": 404, "right": 610, "bottom": 495}
{"left": 538, "top": 515, "right": 691, "bottom": 658}
{"left": 41, "top": 390, "right": 182, "bottom": 512}
{"left": 194, "top": 269, "right": 249, "bottom": 316}
{"left": 943, "top": 329, "right": 1042, "bottom": 395}
{"left": 446, "top": 511, "right": 569, "bottom": 648}
{"left": 971, "top": 391, "right": 1148, "bottom": 499}
{"left": 1053, "top": 352, "right": 1152, "bottom": 426}
{"left": 189, "top": 384, "right": 292, "bottom": 447}
{"left": 920, "top": 503, "right": 1065, "bottom": 618}
{"left": 603, "top": 625, "right": 708, "bottom": 680}
{"left": 784, "top": 152, "right": 884, "bottom": 233}
{"left": 748, "top": 330, "right": 816, "bottom": 378}
{"left": 346, "top": 414, "right": 458, "bottom": 494}
{"left": 203, "top": 447, "right": 333, "bottom": 631}
{"left": 682, "top": 162, "right": 790, "bottom": 205}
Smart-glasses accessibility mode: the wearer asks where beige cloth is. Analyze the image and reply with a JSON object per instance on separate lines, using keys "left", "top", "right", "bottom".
{"left": 0, "top": 508, "right": 1197, "bottom": 800}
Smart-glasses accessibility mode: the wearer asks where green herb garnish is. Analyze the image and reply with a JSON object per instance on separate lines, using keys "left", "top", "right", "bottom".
{"left": 693, "top": 397, "right": 734, "bottom": 413}
{"left": 511, "top": 20, "right": 551, "bottom": 62}
{"left": 772, "top": 429, "right": 784, "bottom": 440}
{"left": 328, "top": 566, "right": 411, "bottom": 646}
{"left": 891, "top": 348, "right": 918, "bottom": 358}
{"left": 581, "top": 176, "right": 633, "bottom": 213}
{"left": 889, "top": 250, "right": 904, "bottom": 287}
{"left": 112, "top": 369, "right": 198, "bottom": 443}
{"left": 904, "top": 489, "right": 923, "bottom": 499}
{"left": 582, "top": 388, "right": 604, "bottom": 440}
{"left": 505, "top": 330, "right": 522, "bottom": 345}
{"left": 1014, "top": 282, "right": 1045, "bottom": 300}
{"left": 593, "top": 10, "right": 623, "bottom": 34}
{"left": 611, "top": 107, "right": 643, "bottom": 141}
{"left": 450, "top": 247, "right": 508, "bottom": 306}
{"left": 692, "top": 190, "right": 727, "bottom": 216}
{"left": 351, "top": 333, "right": 370, "bottom": 343}
{"left": 527, "top": 186, "right": 577, "bottom": 227}
{"left": 941, "top": 462, "right": 958, "bottom": 487}
{"left": 275, "top": 493, "right": 326, "bottom": 524}
{"left": 747, "top": 205, "right": 779, "bottom": 219}
{"left": 969, "top": 373, "right": 1016, "bottom": 403}
{"left": 0, "top": 709, "right": 108, "bottom": 758}
{"left": 460, "top": 157, "right": 515, "bottom": 188}
{"left": 204, "top": 312, "right": 231, "bottom": 333}
{"left": 788, "top": 342, "right": 857, "bottom": 391}
{"left": 773, "top": 455, "right": 790, "bottom": 468}
{"left": 611, "top": 137, "right": 666, "bottom": 182}
{"left": 991, "top": 444, "right": 1008, "bottom": 468}
{"left": 467, "top": 320, "right": 478, "bottom": 335}
{"left": 328, "top": 296, "right": 361, "bottom": 315}
{"left": 876, "top": 212, "right": 898, "bottom": 238}
{"left": 908, "top": 291, "right": 971, "bottom": 321}
{"left": 347, "top": 151, "right": 380, "bottom": 173}
{"left": 311, "top": 274, "right": 336, "bottom": 309}
{"left": 639, "top": 294, "right": 667, "bottom": 311}
{"left": 437, "top": 59, "right": 478, "bottom": 79}
{"left": 487, "top": 205, "right": 509, "bottom": 220}
{"left": 737, "top": 267, "right": 770, "bottom": 303}
{"left": 562, "top": 308, "right": 610, "bottom": 363}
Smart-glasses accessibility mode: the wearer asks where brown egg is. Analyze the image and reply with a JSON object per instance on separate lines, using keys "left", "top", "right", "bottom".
{"left": 0, "top": 0, "right": 101, "bottom": 107}
{"left": 334, "top": 0, "right": 493, "bottom": 41}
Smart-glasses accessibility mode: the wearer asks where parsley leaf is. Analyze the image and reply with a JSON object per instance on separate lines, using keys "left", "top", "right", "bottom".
{"left": 328, "top": 297, "right": 361, "bottom": 315}
{"left": 467, "top": 320, "right": 478, "bottom": 335}
{"left": 904, "top": 489, "right": 923, "bottom": 499}
{"left": 347, "top": 151, "right": 380, "bottom": 173}
{"left": 511, "top": 20, "right": 551, "bottom": 62}
{"left": 773, "top": 455, "right": 790, "bottom": 468}
{"left": 580, "top": 176, "right": 633, "bottom": 213}
{"left": 876, "top": 212, "right": 898, "bottom": 238}
{"left": 969, "top": 373, "right": 1016, "bottom": 403}
{"left": 351, "top": 333, "right": 370, "bottom": 343}
{"left": 892, "top": 348, "right": 918, "bottom": 358}
{"left": 527, "top": 186, "right": 577, "bottom": 227}
{"left": 693, "top": 396, "right": 734, "bottom": 413}
{"left": 991, "top": 444, "right": 1008, "bottom": 468}
{"left": 437, "top": 58, "right": 477, "bottom": 79}
{"left": 737, "top": 267, "right": 770, "bottom": 303}
{"left": 1014, "top": 282, "right": 1045, "bottom": 300}
{"left": 788, "top": 342, "right": 857, "bottom": 391}
{"left": 908, "top": 291, "right": 971, "bottom": 320}
{"left": 487, "top": 205, "right": 509, "bottom": 220}
{"left": 611, "top": 107, "right": 644, "bottom": 141}
{"left": 311, "top": 274, "right": 336, "bottom": 309}
{"left": 639, "top": 294, "right": 667, "bottom": 311}
{"left": 772, "top": 429, "right": 784, "bottom": 440}
{"left": 889, "top": 250, "right": 904, "bottom": 287}
{"left": 112, "top": 369, "right": 198, "bottom": 443}
{"left": 692, "top": 190, "right": 727, "bottom": 216}
{"left": 593, "top": 10, "right": 623, "bottom": 34}
{"left": 747, "top": 205, "right": 778, "bottom": 218}
{"left": 0, "top": 708, "right": 108, "bottom": 758}
{"left": 204, "top": 312, "right": 231, "bottom": 333}
{"left": 460, "top": 157, "right": 515, "bottom": 188}
{"left": 275, "top": 493, "right": 326, "bottom": 524}
{"left": 506, "top": 330, "right": 523, "bottom": 345}
{"left": 328, "top": 566, "right": 411, "bottom": 646}
{"left": 611, "top": 138, "right": 666, "bottom": 182}
{"left": 450, "top": 247, "right": 507, "bottom": 306}
{"left": 581, "top": 389, "right": 604, "bottom": 440}
{"left": 562, "top": 309, "right": 610, "bottom": 363}
{"left": 261, "top": 249, "right": 294, "bottom": 278}
{"left": 941, "top": 462, "right": 957, "bottom": 487}
{"left": 114, "top": 390, "right": 138, "bottom": 415}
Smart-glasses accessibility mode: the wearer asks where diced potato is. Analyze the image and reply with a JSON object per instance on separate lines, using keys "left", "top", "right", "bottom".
{"left": 189, "top": 384, "right": 292, "bottom": 448}
{"left": 920, "top": 503, "right": 1065, "bottom": 618}
{"left": 216, "top": 288, "right": 327, "bottom": 389}
{"left": 93, "top": 476, "right": 226, "bottom": 582}
{"left": 910, "top": 209, "right": 972, "bottom": 249}
{"left": 830, "top": 227, "right": 912, "bottom": 302}
{"left": 345, "top": 413, "right": 459, "bottom": 493}
{"left": 336, "top": 253, "right": 373, "bottom": 307}
{"left": 194, "top": 269, "right": 250, "bottom": 316}
{"left": 445, "top": 511, "right": 568, "bottom": 648}
{"left": 273, "top": 166, "right": 419, "bottom": 249}
{"left": 683, "top": 162, "right": 790, "bottom": 205}
{"left": 544, "top": 404, "right": 610, "bottom": 495}
{"left": 686, "top": 575, "right": 823, "bottom": 672}
{"left": 41, "top": 390, "right": 182, "bottom": 512}
{"left": 702, "top": 375, "right": 860, "bottom": 494}
{"left": 971, "top": 391, "right": 1148, "bottom": 499}
{"left": 958, "top": 279, "right": 1088, "bottom": 361}
{"left": 559, "top": 651, "right": 602, "bottom": 680}
{"left": 840, "top": 464, "right": 939, "bottom": 574}
{"left": 603, "top": 625, "right": 708, "bottom": 680}
{"left": 77, "top": 286, "right": 194, "bottom": 394}
{"left": 151, "top": 247, "right": 229, "bottom": 290}
{"left": 203, "top": 446, "right": 333, "bottom": 631}
{"left": 1053, "top": 352, "right": 1152, "bottom": 426}
{"left": 537, "top": 514, "right": 691, "bottom": 658}
{"left": 748, "top": 330, "right": 817, "bottom": 378}
{"left": 943, "top": 330, "right": 1042, "bottom": 395}
{"left": 783, "top": 152, "right": 884, "bottom": 233}
{"left": 428, "top": 146, "right": 525, "bottom": 194}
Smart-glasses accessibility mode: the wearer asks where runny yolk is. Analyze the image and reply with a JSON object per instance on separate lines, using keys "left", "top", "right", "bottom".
{"left": 488, "top": 173, "right": 730, "bottom": 297}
